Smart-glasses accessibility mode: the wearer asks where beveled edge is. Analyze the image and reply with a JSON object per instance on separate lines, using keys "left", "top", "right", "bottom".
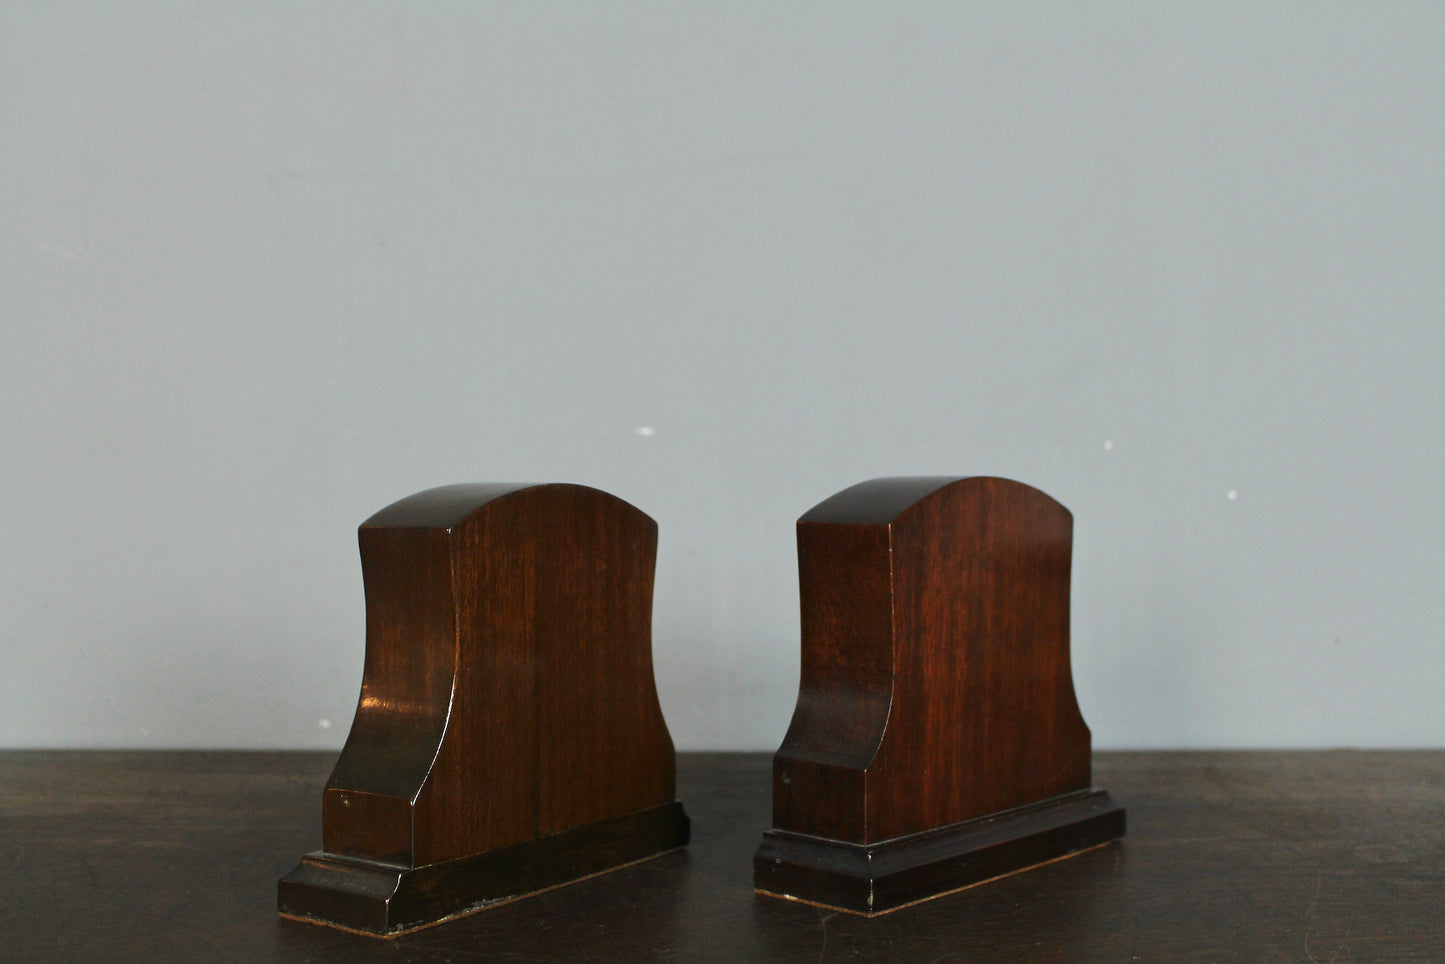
{"left": 754, "top": 790, "right": 1125, "bottom": 915}
{"left": 281, "top": 800, "right": 690, "bottom": 937}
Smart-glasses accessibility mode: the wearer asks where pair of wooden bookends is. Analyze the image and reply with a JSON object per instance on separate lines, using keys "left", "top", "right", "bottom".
{"left": 277, "top": 478, "right": 1125, "bottom": 936}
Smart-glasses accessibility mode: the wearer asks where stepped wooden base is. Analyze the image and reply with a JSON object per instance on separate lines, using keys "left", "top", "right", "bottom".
{"left": 279, "top": 801, "right": 689, "bottom": 937}
{"left": 754, "top": 790, "right": 1124, "bottom": 916}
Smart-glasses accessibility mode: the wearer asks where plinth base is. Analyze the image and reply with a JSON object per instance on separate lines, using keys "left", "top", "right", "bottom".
{"left": 279, "top": 801, "right": 689, "bottom": 936}
{"left": 754, "top": 789, "right": 1124, "bottom": 915}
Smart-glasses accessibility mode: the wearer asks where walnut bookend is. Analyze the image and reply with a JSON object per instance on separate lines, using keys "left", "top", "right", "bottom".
{"left": 754, "top": 477, "right": 1124, "bottom": 915}
{"left": 279, "top": 484, "right": 688, "bottom": 936}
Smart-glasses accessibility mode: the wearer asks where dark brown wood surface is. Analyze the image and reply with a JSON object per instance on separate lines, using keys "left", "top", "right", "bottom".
{"left": 280, "top": 483, "right": 687, "bottom": 933}
{"left": 3, "top": 750, "right": 1441, "bottom": 961}
{"left": 325, "top": 483, "right": 677, "bottom": 865}
{"left": 775, "top": 477, "right": 1093, "bottom": 844}
{"left": 760, "top": 478, "right": 1120, "bottom": 912}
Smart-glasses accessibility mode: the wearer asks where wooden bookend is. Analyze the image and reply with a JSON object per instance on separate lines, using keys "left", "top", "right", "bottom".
{"left": 278, "top": 483, "right": 688, "bottom": 936}
{"left": 754, "top": 477, "right": 1124, "bottom": 915}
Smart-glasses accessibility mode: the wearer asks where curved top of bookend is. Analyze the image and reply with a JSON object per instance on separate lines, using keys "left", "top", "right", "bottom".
{"left": 776, "top": 476, "right": 1090, "bottom": 844}
{"left": 323, "top": 483, "right": 674, "bottom": 868}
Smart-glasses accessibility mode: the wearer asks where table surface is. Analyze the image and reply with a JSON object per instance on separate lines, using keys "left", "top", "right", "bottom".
{"left": 1, "top": 750, "right": 1440, "bottom": 962}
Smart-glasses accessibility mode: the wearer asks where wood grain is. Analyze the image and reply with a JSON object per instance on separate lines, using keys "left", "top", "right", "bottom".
{"left": 3, "top": 750, "right": 1441, "bottom": 961}
{"left": 760, "top": 477, "right": 1122, "bottom": 911}
{"left": 278, "top": 483, "right": 687, "bottom": 933}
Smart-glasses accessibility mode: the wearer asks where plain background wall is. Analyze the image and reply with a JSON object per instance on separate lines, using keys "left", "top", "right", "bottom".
{"left": 3, "top": 3, "right": 1441, "bottom": 751}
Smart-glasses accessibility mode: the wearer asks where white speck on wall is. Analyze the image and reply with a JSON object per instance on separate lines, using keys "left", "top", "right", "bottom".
{"left": 1103, "top": 439, "right": 1114, "bottom": 451}
{"left": 318, "top": 718, "right": 332, "bottom": 730}
{"left": 634, "top": 426, "right": 656, "bottom": 437}
{"left": 1227, "top": 489, "right": 1238, "bottom": 501}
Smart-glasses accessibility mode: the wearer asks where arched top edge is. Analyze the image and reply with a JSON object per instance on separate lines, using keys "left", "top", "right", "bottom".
{"left": 798, "top": 476, "right": 1070, "bottom": 525}
{"left": 361, "top": 483, "right": 655, "bottom": 531}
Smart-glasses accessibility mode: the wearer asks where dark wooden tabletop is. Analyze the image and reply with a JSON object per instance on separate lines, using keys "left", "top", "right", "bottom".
{"left": 1, "top": 750, "right": 1440, "bottom": 962}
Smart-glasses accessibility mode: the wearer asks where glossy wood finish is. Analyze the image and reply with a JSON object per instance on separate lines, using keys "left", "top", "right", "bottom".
{"left": 4, "top": 750, "right": 1442, "bottom": 961}
{"left": 277, "top": 483, "right": 687, "bottom": 935}
{"left": 757, "top": 788, "right": 1123, "bottom": 914}
{"left": 759, "top": 477, "right": 1123, "bottom": 912}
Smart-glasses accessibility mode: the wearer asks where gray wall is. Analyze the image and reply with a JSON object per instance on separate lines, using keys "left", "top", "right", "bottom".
{"left": 4, "top": 3, "right": 1441, "bottom": 750}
